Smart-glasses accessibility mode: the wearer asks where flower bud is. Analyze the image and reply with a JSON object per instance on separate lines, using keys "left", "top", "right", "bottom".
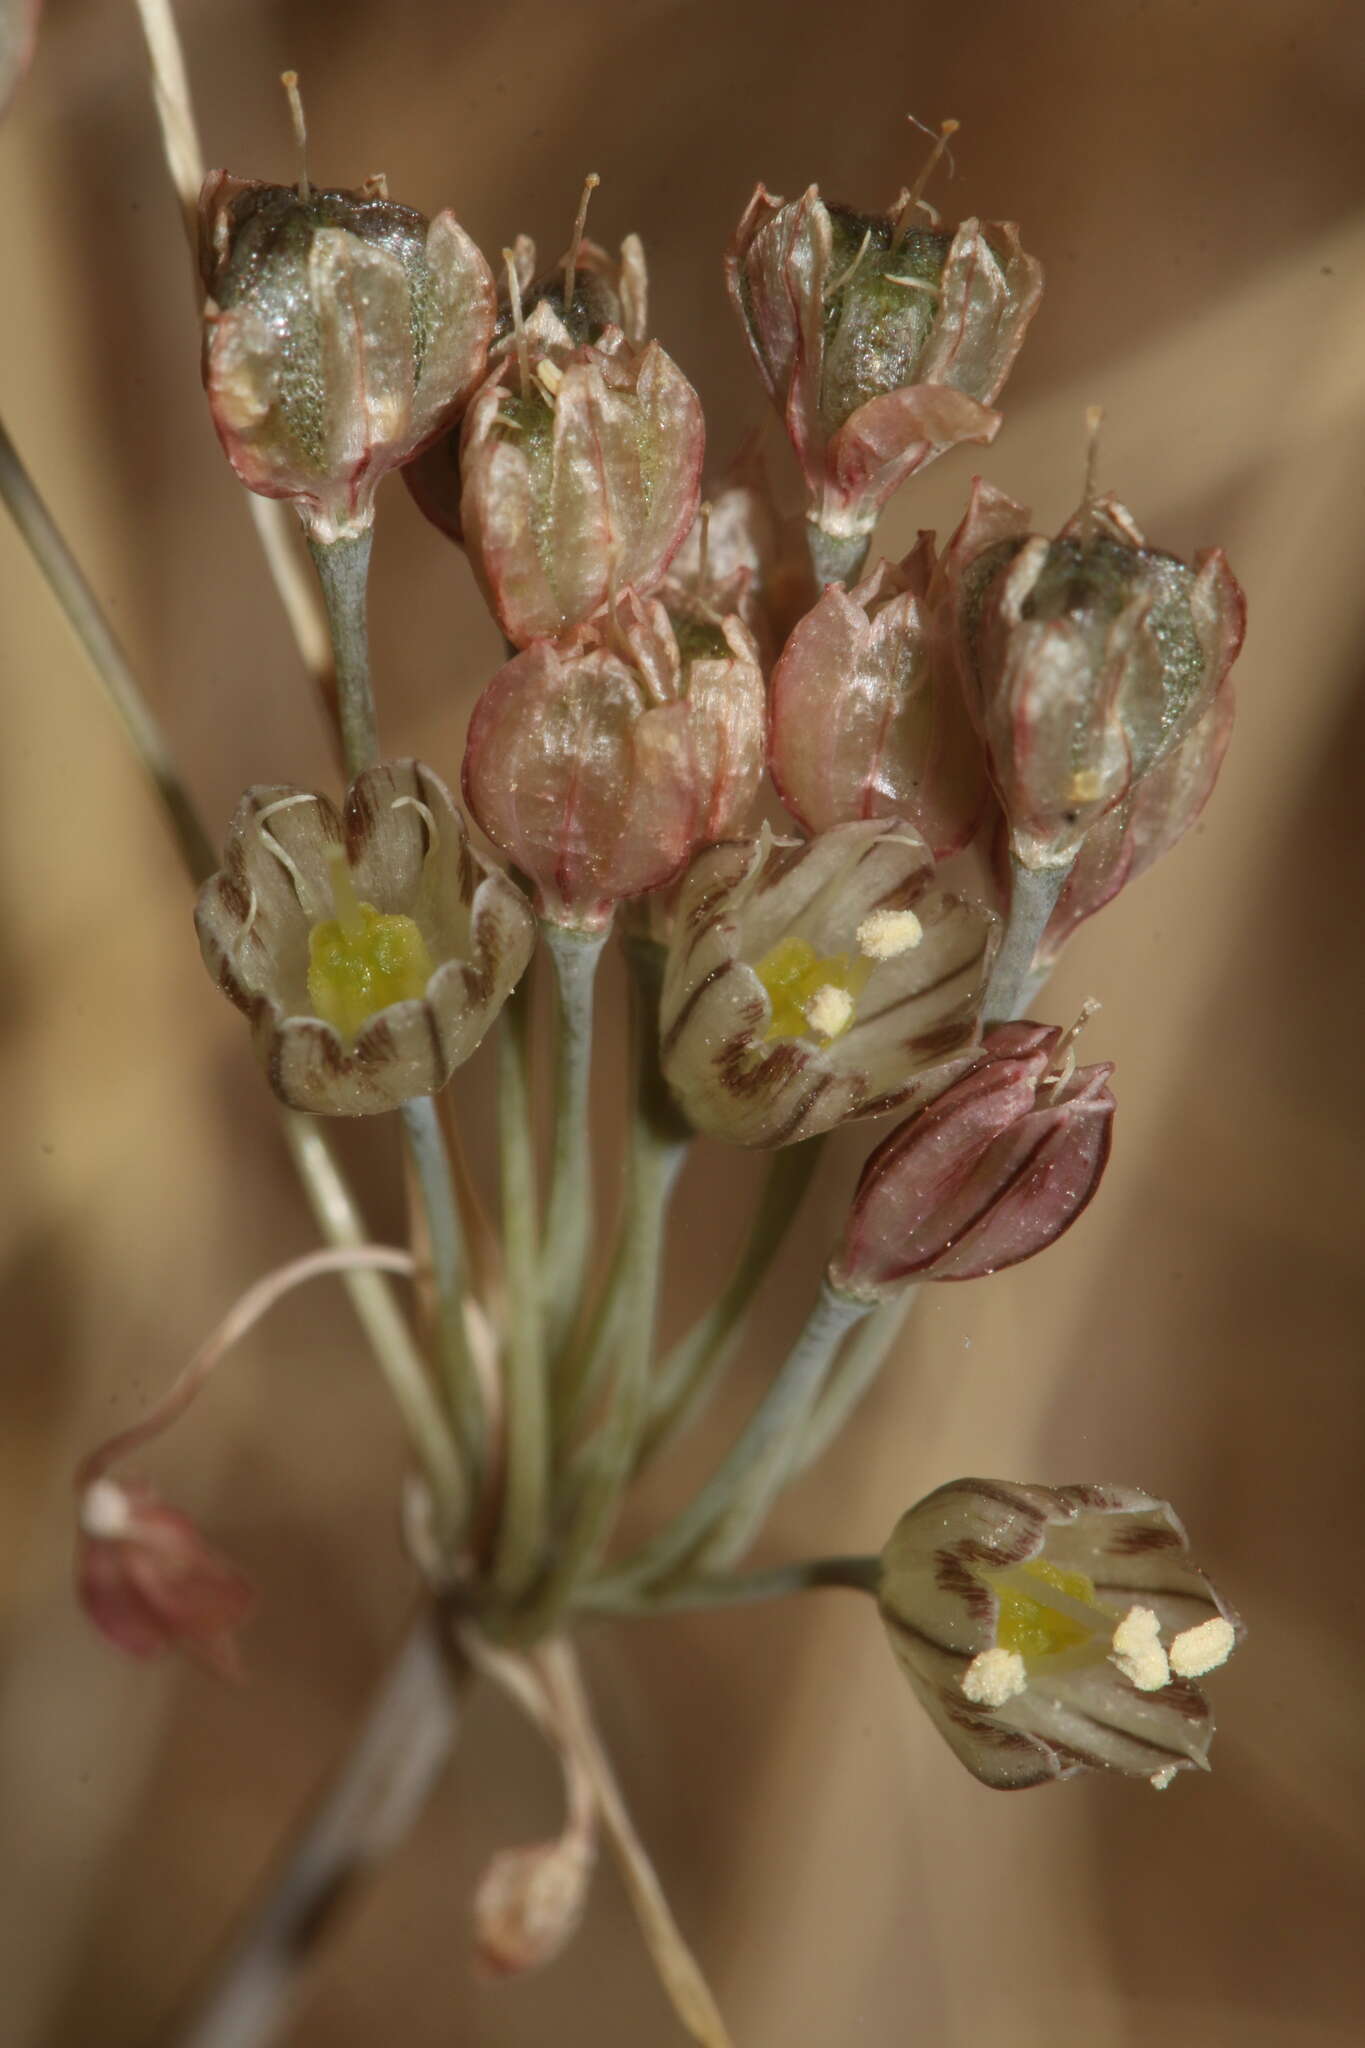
{"left": 196, "top": 761, "right": 535, "bottom": 1115}
{"left": 77, "top": 1476, "right": 254, "bottom": 1679}
{"left": 769, "top": 536, "right": 987, "bottom": 858}
{"left": 876, "top": 1477, "right": 1241, "bottom": 1790}
{"left": 1036, "top": 666, "right": 1235, "bottom": 964}
{"left": 726, "top": 184, "right": 1042, "bottom": 539}
{"left": 829, "top": 1021, "right": 1114, "bottom": 1297}
{"left": 944, "top": 478, "right": 1246, "bottom": 870}
{"left": 198, "top": 172, "right": 495, "bottom": 543}
{"left": 474, "top": 1830, "right": 595, "bottom": 1978}
{"left": 458, "top": 325, "right": 704, "bottom": 647}
{"left": 660, "top": 819, "right": 996, "bottom": 1147}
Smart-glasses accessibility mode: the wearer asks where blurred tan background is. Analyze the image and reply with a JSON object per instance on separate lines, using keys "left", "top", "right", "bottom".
{"left": 2, "top": 1, "right": 1364, "bottom": 2043}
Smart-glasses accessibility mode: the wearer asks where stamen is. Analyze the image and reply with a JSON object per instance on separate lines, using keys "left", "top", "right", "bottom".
{"left": 1044, "top": 997, "right": 1101, "bottom": 1100}
{"left": 503, "top": 246, "right": 531, "bottom": 398}
{"left": 325, "top": 844, "right": 364, "bottom": 938}
{"left": 281, "top": 70, "right": 310, "bottom": 202}
{"left": 857, "top": 908, "right": 923, "bottom": 959}
{"left": 1169, "top": 1615, "right": 1236, "bottom": 1678}
{"left": 254, "top": 794, "right": 316, "bottom": 901}
{"left": 826, "top": 227, "right": 874, "bottom": 298}
{"left": 391, "top": 794, "right": 439, "bottom": 855}
{"left": 962, "top": 1647, "right": 1027, "bottom": 1707}
{"left": 891, "top": 116, "right": 959, "bottom": 250}
{"left": 536, "top": 357, "right": 564, "bottom": 401}
{"left": 563, "top": 170, "right": 601, "bottom": 312}
{"left": 804, "top": 983, "right": 855, "bottom": 1040}
{"left": 80, "top": 1477, "right": 134, "bottom": 1540}
{"left": 695, "top": 501, "right": 712, "bottom": 593}
{"left": 1149, "top": 1765, "right": 1179, "bottom": 1791}
{"left": 1110, "top": 1605, "right": 1171, "bottom": 1692}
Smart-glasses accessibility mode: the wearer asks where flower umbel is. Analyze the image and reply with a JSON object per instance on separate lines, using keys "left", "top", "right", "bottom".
{"left": 196, "top": 761, "right": 535, "bottom": 1114}
{"left": 660, "top": 819, "right": 997, "bottom": 1146}
{"left": 877, "top": 1478, "right": 1241, "bottom": 1789}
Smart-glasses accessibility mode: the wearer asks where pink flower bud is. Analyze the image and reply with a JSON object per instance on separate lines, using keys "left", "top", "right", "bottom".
{"left": 769, "top": 537, "right": 988, "bottom": 858}
{"left": 877, "top": 1478, "right": 1241, "bottom": 1789}
{"left": 829, "top": 1021, "right": 1114, "bottom": 1296}
{"left": 76, "top": 1477, "right": 254, "bottom": 1679}
{"left": 726, "top": 185, "right": 1042, "bottom": 541}
{"left": 458, "top": 325, "right": 703, "bottom": 647}
{"left": 462, "top": 609, "right": 699, "bottom": 932}
{"left": 942, "top": 478, "right": 1245, "bottom": 870}
{"left": 198, "top": 173, "right": 495, "bottom": 543}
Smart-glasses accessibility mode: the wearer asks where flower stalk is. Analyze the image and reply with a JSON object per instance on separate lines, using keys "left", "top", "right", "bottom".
{"left": 308, "top": 528, "right": 379, "bottom": 775}
{"left": 539, "top": 923, "right": 609, "bottom": 1356}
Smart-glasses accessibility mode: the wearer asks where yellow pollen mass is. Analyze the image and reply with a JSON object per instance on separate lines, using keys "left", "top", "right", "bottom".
{"left": 753, "top": 935, "right": 873, "bottom": 1043}
{"left": 307, "top": 851, "right": 433, "bottom": 1042}
{"left": 994, "top": 1557, "right": 1099, "bottom": 1660}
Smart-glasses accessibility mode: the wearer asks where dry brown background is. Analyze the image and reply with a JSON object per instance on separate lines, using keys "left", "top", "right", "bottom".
{"left": 2, "top": 0, "right": 1364, "bottom": 2043}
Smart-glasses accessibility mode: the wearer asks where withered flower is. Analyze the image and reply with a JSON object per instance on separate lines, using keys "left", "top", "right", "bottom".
{"left": 198, "top": 170, "right": 495, "bottom": 543}
{"left": 877, "top": 1478, "right": 1241, "bottom": 1790}
{"left": 196, "top": 761, "right": 534, "bottom": 1115}
{"left": 769, "top": 536, "right": 987, "bottom": 857}
{"left": 829, "top": 1021, "right": 1114, "bottom": 1297}
{"left": 463, "top": 590, "right": 763, "bottom": 932}
{"left": 77, "top": 1477, "right": 254, "bottom": 1680}
{"left": 659, "top": 820, "right": 996, "bottom": 1147}
{"left": 459, "top": 316, "right": 704, "bottom": 647}
{"left": 944, "top": 478, "right": 1245, "bottom": 870}
{"left": 726, "top": 182, "right": 1041, "bottom": 541}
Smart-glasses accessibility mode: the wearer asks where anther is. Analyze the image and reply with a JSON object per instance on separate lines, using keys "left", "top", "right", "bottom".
{"left": 891, "top": 116, "right": 959, "bottom": 250}
{"left": 503, "top": 247, "right": 532, "bottom": 398}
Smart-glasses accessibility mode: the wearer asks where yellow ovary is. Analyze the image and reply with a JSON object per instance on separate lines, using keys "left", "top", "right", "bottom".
{"left": 995, "top": 1558, "right": 1099, "bottom": 1660}
{"left": 754, "top": 935, "right": 873, "bottom": 1043}
{"left": 306, "top": 850, "right": 433, "bottom": 1041}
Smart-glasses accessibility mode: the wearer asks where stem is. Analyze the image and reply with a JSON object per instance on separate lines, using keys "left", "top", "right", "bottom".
{"left": 578, "top": 1553, "right": 881, "bottom": 1617}
{"left": 807, "top": 522, "right": 871, "bottom": 589}
{"left": 539, "top": 923, "right": 607, "bottom": 1357}
{"left": 282, "top": 1116, "right": 466, "bottom": 1536}
{"left": 493, "top": 980, "right": 550, "bottom": 1599}
{"left": 982, "top": 854, "right": 1074, "bottom": 1027}
{"left": 793, "top": 1291, "right": 917, "bottom": 1476}
{"left": 0, "top": 414, "right": 216, "bottom": 885}
{"left": 642, "top": 1139, "right": 825, "bottom": 1462}
{"left": 307, "top": 529, "right": 378, "bottom": 778}
{"left": 400, "top": 1097, "right": 483, "bottom": 1484}
{"left": 603, "top": 1284, "right": 870, "bottom": 1595}
{"left": 170, "top": 1611, "right": 463, "bottom": 2048}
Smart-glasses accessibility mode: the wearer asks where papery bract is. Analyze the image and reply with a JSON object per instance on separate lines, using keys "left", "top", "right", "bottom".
{"left": 198, "top": 172, "right": 495, "bottom": 543}
{"left": 660, "top": 820, "right": 997, "bottom": 1147}
{"left": 726, "top": 185, "right": 1042, "bottom": 539}
{"left": 77, "top": 1477, "right": 254, "bottom": 1679}
{"left": 196, "top": 760, "right": 535, "bottom": 1115}
{"left": 458, "top": 325, "right": 703, "bottom": 646}
{"left": 943, "top": 478, "right": 1246, "bottom": 869}
{"left": 770, "top": 535, "right": 987, "bottom": 857}
{"left": 830, "top": 1022, "right": 1114, "bottom": 1297}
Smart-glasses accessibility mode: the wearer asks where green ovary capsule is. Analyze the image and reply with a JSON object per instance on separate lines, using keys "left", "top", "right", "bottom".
{"left": 307, "top": 902, "right": 434, "bottom": 1042}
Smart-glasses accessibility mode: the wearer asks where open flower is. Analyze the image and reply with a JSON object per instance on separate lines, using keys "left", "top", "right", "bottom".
{"left": 943, "top": 478, "right": 1245, "bottom": 870}
{"left": 830, "top": 1020, "right": 1114, "bottom": 1296}
{"left": 726, "top": 184, "right": 1042, "bottom": 540}
{"left": 77, "top": 1477, "right": 254, "bottom": 1679}
{"left": 769, "top": 536, "right": 987, "bottom": 857}
{"left": 877, "top": 1478, "right": 1241, "bottom": 1790}
{"left": 458, "top": 321, "right": 703, "bottom": 646}
{"left": 198, "top": 172, "right": 495, "bottom": 543}
{"left": 659, "top": 820, "right": 997, "bottom": 1147}
{"left": 196, "top": 760, "right": 535, "bottom": 1115}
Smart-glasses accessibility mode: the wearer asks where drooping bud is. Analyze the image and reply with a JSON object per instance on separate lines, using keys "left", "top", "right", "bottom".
{"left": 876, "top": 1477, "right": 1241, "bottom": 1789}
{"left": 659, "top": 819, "right": 996, "bottom": 1147}
{"left": 474, "top": 1828, "right": 596, "bottom": 1977}
{"left": 197, "top": 170, "right": 495, "bottom": 543}
{"left": 943, "top": 477, "right": 1246, "bottom": 870}
{"left": 726, "top": 174, "right": 1042, "bottom": 542}
{"left": 196, "top": 761, "right": 535, "bottom": 1114}
{"left": 457, "top": 317, "right": 704, "bottom": 646}
{"left": 769, "top": 535, "right": 987, "bottom": 857}
{"left": 77, "top": 1476, "right": 254, "bottom": 1679}
{"left": 829, "top": 1020, "right": 1114, "bottom": 1297}
{"left": 462, "top": 610, "right": 698, "bottom": 933}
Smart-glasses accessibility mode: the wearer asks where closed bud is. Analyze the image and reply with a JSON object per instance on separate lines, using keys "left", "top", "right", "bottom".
{"left": 77, "top": 1477, "right": 254, "bottom": 1680}
{"left": 876, "top": 1477, "right": 1241, "bottom": 1790}
{"left": 198, "top": 171, "right": 495, "bottom": 542}
{"left": 770, "top": 536, "right": 987, "bottom": 857}
{"left": 660, "top": 819, "right": 996, "bottom": 1147}
{"left": 196, "top": 761, "right": 534, "bottom": 1115}
{"left": 726, "top": 180, "right": 1041, "bottom": 540}
{"left": 474, "top": 1830, "right": 595, "bottom": 1978}
{"left": 458, "top": 322, "right": 703, "bottom": 646}
{"left": 945, "top": 478, "right": 1245, "bottom": 870}
{"left": 830, "top": 1020, "right": 1114, "bottom": 1297}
